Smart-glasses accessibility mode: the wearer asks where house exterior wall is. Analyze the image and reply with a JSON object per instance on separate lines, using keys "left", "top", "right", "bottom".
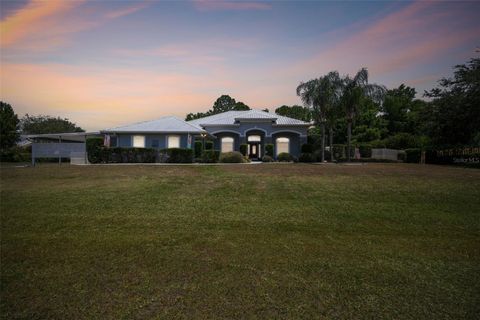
{"left": 203, "top": 122, "right": 308, "bottom": 138}
{"left": 115, "top": 134, "right": 192, "bottom": 149}
{"left": 202, "top": 122, "right": 308, "bottom": 157}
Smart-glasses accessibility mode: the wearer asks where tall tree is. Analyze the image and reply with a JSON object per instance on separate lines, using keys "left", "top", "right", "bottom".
{"left": 342, "top": 68, "right": 385, "bottom": 161}
{"left": 297, "top": 72, "right": 342, "bottom": 162}
{"left": 0, "top": 101, "right": 19, "bottom": 151}
{"left": 185, "top": 95, "right": 251, "bottom": 121}
{"left": 275, "top": 105, "right": 311, "bottom": 122}
{"left": 21, "top": 114, "right": 84, "bottom": 134}
{"left": 382, "top": 84, "right": 417, "bottom": 134}
{"left": 423, "top": 57, "right": 480, "bottom": 146}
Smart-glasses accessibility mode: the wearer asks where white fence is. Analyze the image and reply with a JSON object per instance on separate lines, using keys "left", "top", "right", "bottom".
{"left": 371, "top": 148, "right": 402, "bottom": 161}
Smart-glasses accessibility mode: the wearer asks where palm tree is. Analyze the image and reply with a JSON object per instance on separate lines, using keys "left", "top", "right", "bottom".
{"left": 297, "top": 72, "right": 343, "bottom": 162}
{"left": 342, "top": 68, "right": 385, "bottom": 161}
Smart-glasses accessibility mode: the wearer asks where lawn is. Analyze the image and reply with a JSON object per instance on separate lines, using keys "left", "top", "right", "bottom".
{"left": 1, "top": 163, "right": 479, "bottom": 319}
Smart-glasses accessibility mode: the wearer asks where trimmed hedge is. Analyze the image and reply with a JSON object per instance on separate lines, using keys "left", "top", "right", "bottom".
{"left": 277, "top": 152, "right": 296, "bottom": 162}
{"left": 405, "top": 148, "right": 421, "bottom": 163}
{"left": 301, "top": 143, "right": 314, "bottom": 153}
{"left": 205, "top": 141, "right": 214, "bottom": 150}
{"left": 358, "top": 144, "right": 372, "bottom": 158}
{"left": 332, "top": 144, "right": 346, "bottom": 159}
{"left": 201, "top": 150, "right": 220, "bottom": 163}
{"left": 262, "top": 155, "right": 274, "bottom": 162}
{"left": 99, "top": 147, "right": 157, "bottom": 163}
{"left": 219, "top": 151, "right": 245, "bottom": 163}
{"left": 86, "top": 137, "right": 104, "bottom": 163}
{"left": 194, "top": 141, "right": 202, "bottom": 158}
{"left": 240, "top": 144, "right": 248, "bottom": 156}
{"left": 0, "top": 147, "right": 31, "bottom": 162}
{"left": 162, "top": 148, "right": 194, "bottom": 163}
{"left": 299, "top": 153, "right": 315, "bottom": 162}
{"left": 314, "top": 149, "right": 331, "bottom": 162}
{"left": 265, "top": 144, "right": 274, "bottom": 156}
{"left": 87, "top": 138, "right": 193, "bottom": 163}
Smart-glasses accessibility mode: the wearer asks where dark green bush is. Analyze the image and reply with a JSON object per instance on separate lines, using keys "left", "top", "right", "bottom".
{"left": 239, "top": 144, "right": 248, "bottom": 156}
{"left": 301, "top": 143, "right": 314, "bottom": 153}
{"left": 194, "top": 141, "right": 202, "bottom": 158}
{"left": 219, "top": 151, "right": 245, "bottom": 163}
{"left": 277, "top": 152, "right": 295, "bottom": 162}
{"left": 384, "top": 133, "right": 416, "bottom": 150}
{"left": 405, "top": 148, "right": 421, "bottom": 163}
{"left": 161, "top": 148, "right": 194, "bottom": 163}
{"left": 0, "top": 147, "right": 31, "bottom": 162}
{"left": 86, "top": 137, "right": 104, "bottom": 163}
{"left": 332, "top": 144, "right": 346, "bottom": 159}
{"left": 101, "top": 147, "right": 156, "bottom": 163}
{"left": 358, "top": 144, "right": 372, "bottom": 158}
{"left": 201, "top": 149, "right": 220, "bottom": 163}
{"left": 314, "top": 149, "right": 331, "bottom": 162}
{"left": 397, "top": 151, "right": 406, "bottom": 161}
{"left": 299, "top": 153, "right": 315, "bottom": 162}
{"left": 262, "top": 155, "right": 274, "bottom": 162}
{"left": 265, "top": 144, "right": 274, "bottom": 156}
{"left": 205, "top": 141, "right": 213, "bottom": 150}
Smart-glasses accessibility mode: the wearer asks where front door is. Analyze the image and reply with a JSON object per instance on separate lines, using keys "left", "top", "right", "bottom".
{"left": 248, "top": 143, "right": 260, "bottom": 160}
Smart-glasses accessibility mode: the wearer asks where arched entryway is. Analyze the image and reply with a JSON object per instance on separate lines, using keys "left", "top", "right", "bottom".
{"left": 245, "top": 130, "right": 266, "bottom": 161}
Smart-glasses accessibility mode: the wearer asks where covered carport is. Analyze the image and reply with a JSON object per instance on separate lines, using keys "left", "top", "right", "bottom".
{"left": 26, "top": 132, "right": 100, "bottom": 165}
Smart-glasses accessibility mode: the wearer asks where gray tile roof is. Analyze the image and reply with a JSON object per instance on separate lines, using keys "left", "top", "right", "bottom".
{"left": 102, "top": 116, "right": 205, "bottom": 133}
{"left": 188, "top": 110, "right": 311, "bottom": 126}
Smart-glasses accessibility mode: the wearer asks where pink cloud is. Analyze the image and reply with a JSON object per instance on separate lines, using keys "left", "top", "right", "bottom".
{"left": 0, "top": 0, "right": 152, "bottom": 51}
{"left": 0, "top": 63, "right": 239, "bottom": 130}
{"left": 285, "top": 1, "right": 480, "bottom": 80}
{"left": 192, "top": 0, "right": 271, "bottom": 11}
{"left": 0, "top": 0, "right": 82, "bottom": 48}
{"left": 104, "top": 2, "right": 151, "bottom": 19}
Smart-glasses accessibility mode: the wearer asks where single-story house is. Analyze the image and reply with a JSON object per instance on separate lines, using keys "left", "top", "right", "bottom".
{"left": 101, "top": 110, "right": 311, "bottom": 160}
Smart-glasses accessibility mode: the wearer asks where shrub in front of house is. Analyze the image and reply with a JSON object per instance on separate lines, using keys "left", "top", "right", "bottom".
{"left": 265, "top": 144, "right": 274, "bottom": 157}
{"left": 277, "top": 152, "right": 296, "bottom": 162}
{"left": 301, "top": 143, "right": 314, "bottom": 153}
{"left": 219, "top": 151, "right": 245, "bottom": 163}
{"left": 262, "top": 155, "right": 274, "bottom": 162}
{"left": 405, "top": 148, "right": 421, "bottom": 163}
{"left": 299, "top": 152, "right": 315, "bottom": 162}
{"left": 201, "top": 149, "right": 220, "bottom": 163}
{"left": 358, "top": 144, "right": 372, "bottom": 158}
{"left": 205, "top": 141, "right": 214, "bottom": 150}
{"left": 86, "top": 137, "right": 104, "bottom": 163}
{"left": 313, "top": 149, "right": 331, "bottom": 162}
{"left": 101, "top": 147, "right": 156, "bottom": 163}
{"left": 239, "top": 144, "right": 248, "bottom": 156}
{"left": 332, "top": 144, "right": 346, "bottom": 160}
{"left": 194, "top": 141, "right": 202, "bottom": 158}
{"left": 0, "top": 146, "right": 31, "bottom": 162}
{"left": 397, "top": 151, "right": 406, "bottom": 162}
{"left": 161, "top": 148, "right": 194, "bottom": 163}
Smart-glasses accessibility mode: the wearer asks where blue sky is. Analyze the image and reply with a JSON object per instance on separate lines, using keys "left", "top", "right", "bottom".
{"left": 1, "top": 0, "right": 479, "bottom": 130}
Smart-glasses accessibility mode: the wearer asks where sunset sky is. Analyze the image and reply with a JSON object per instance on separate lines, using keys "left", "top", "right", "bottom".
{"left": 1, "top": 0, "right": 479, "bottom": 131}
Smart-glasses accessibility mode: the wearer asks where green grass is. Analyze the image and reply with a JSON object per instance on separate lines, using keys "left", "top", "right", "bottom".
{"left": 1, "top": 163, "right": 479, "bottom": 319}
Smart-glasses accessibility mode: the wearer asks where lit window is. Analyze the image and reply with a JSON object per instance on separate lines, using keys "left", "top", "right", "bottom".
{"left": 133, "top": 135, "right": 145, "bottom": 148}
{"left": 276, "top": 137, "right": 290, "bottom": 155}
{"left": 167, "top": 135, "right": 180, "bottom": 148}
{"left": 221, "top": 137, "right": 234, "bottom": 153}
{"left": 248, "top": 135, "right": 261, "bottom": 142}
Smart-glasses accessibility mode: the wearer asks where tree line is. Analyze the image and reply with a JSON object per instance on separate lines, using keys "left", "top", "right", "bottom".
{"left": 0, "top": 104, "right": 84, "bottom": 151}
{"left": 282, "top": 57, "right": 480, "bottom": 161}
